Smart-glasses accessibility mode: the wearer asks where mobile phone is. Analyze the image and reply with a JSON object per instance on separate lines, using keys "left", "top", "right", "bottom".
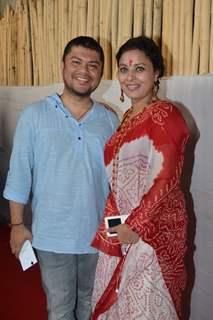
{"left": 104, "top": 215, "right": 128, "bottom": 237}
{"left": 19, "top": 240, "right": 37, "bottom": 271}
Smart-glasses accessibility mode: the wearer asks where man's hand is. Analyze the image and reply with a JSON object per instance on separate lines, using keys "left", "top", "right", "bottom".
{"left": 10, "top": 224, "right": 32, "bottom": 258}
{"left": 107, "top": 223, "right": 139, "bottom": 244}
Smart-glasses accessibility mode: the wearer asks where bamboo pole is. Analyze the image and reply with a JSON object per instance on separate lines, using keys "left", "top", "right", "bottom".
{"left": 6, "top": 5, "right": 11, "bottom": 85}
{"left": 117, "top": 0, "right": 133, "bottom": 49}
{"left": 16, "top": 2, "right": 22, "bottom": 85}
{"left": 78, "top": 0, "right": 87, "bottom": 36}
{"left": 62, "top": 0, "right": 68, "bottom": 46}
{"left": 133, "top": 0, "right": 144, "bottom": 37}
{"left": 23, "top": 0, "right": 32, "bottom": 85}
{"left": 210, "top": 0, "right": 213, "bottom": 72}
{"left": 144, "top": 0, "right": 153, "bottom": 38}
{"left": 166, "top": 0, "right": 174, "bottom": 76}
{"left": 93, "top": 0, "right": 99, "bottom": 40}
{"left": 87, "top": 0, "right": 94, "bottom": 37}
{"left": 59, "top": 0, "right": 64, "bottom": 53}
{"left": 23, "top": 0, "right": 28, "bottom": 85}
{"left": 178, "top": 0, "right": 185, "bottom": 75}
{"left": 161, "top": 0, "right": 169, "bottom": 76}
{"left": 111, "top": 0, "right": 118, "bottom": 79}
{"left": 2, "top": 16, "right": 7, "bottom": 84}
{"left": 54, "top": 0, "right": 61, "bottom": 83}
{"left": 0, "top": 18, "right": 2, "bottom": 84}
{"left": 105, "top": 0, "right": 113, "bottom": 79}
{"left": 122, "top": 0, "right": 134, "bottom": 42}
{"left": 153, "top": 0, "right": 162, "bottom": 46}
{"left": 45, "top": 0, "right": 52, "bottom": 84}
{"left": 0, "top": 15, "right": 7, "bottom": 84}
{"left": 71, "top": 0, "right": 78, "bottom": 39}
{"left": 20, "top": 2, "right": 25, "bottom": 85}
{"left": 99, "top": 0, "right": 111, "bottom": 79}
{"left": 67, "top": 0, "right": 73, "bottom": 42}
{"left": 191, "top": 0, "right": 201, "bottom": 74}
{"left": 37, "top": 0, "right": 44, "bottom": 84}
{"left": 48, "top": 0, "right": 55, "bottom": 84}
{"left": 28, "top": 0, "right": 38, "bottom": 85}
{"left": 0, "top": 18, "right": 4, "bottom": 84}
{"left": 10, "top": 10, "right": 17, "bottom": 85}
{"left": 199, "top": 0, "right": 211, "bottom": 74}
{"left": 52, "top": 0, "right": 59, "bottom": 83}
{"left": 99, "top": 0, "right": 106, "bottom": 42}
{"left": 117, "top": 0, "right": 123, "bottom": 49}
{"left": 172, "top": 0, "right": 180, "bottom": 75}
{"left": 184, "top": 0, "right": 193, "bottom": 74}
{"left": 42, "top": 0, "right": 48, "bottom": 84}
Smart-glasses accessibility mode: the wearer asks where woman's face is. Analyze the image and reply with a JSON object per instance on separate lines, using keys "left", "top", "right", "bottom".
{"left": 118, "top": 49, "right": 159, "bottom": 105}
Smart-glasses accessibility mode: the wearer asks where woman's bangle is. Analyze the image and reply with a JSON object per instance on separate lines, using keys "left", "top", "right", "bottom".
{"left": 10, "top": 222, "right": 24, "bottom": 227}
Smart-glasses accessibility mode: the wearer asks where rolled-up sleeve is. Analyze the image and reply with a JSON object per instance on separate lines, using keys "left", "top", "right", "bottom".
{"left": 3, "top": 109, "right": 35, "bottom": 204}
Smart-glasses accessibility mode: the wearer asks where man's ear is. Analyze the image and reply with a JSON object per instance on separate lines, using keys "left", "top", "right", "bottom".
{"left": 60, "top": 61, "right": 65, "bottom": 80}
{"left": 61, "top": 60, "right": 64, "bottom": 72}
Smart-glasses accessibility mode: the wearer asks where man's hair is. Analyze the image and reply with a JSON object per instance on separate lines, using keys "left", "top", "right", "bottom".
{"left": 62, "top": 36, "right": 104, "bottom": 67}
{"left": 116, "top": 36, "right": 164, "bottom": 78}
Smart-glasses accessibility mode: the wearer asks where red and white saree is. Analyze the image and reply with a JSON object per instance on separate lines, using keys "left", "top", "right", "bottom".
{"left": 91, "top": 101, "right": 190, "bottom": 320}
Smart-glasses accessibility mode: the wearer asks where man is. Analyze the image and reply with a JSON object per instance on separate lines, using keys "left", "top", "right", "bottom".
{"left": 3, "top": 36, "right": 118, "bottom": 320}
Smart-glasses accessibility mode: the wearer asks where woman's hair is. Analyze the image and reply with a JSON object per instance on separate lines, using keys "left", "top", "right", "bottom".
{"left": 116, "top": 36, "right": 164, "bottom": 78}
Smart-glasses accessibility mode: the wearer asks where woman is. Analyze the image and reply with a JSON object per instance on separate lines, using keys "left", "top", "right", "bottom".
{"left": 91, "top": 36, "right": 190, "bottom": 320}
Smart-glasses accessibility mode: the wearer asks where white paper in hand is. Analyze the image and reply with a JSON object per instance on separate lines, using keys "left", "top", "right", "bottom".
{"left": 19, "top": 240, "right": 37, "bottom": 271}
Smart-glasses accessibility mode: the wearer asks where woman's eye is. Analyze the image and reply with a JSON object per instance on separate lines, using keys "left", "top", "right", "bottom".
{"left": 119, "top": 67, "right": 128, "bottom": 73}
{"left": 136, "top": 66, "right": 144, "bottom": 72}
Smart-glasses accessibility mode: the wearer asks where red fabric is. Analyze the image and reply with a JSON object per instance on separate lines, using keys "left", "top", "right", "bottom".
{"left": 91, "top": 101, "right": 190, "bottom": 319}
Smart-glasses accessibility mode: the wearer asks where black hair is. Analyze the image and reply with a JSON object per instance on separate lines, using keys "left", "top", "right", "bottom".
{"left": 62, "top": 36, "right": 104, "bottom": 67}
{"left": 116, "top": 36, "right": 164, "bottom": 78}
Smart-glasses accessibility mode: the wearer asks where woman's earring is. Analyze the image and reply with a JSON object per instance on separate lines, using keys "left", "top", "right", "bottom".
{"left": 153, "top": 79, "right": 160, "bottom": 98}
{"left": 120, "top": 89, "right": 124, "bottom": 102}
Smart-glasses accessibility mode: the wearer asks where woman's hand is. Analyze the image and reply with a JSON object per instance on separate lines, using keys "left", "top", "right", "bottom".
{"left": 107, "top": 223, "right": 139, "bottom": 244}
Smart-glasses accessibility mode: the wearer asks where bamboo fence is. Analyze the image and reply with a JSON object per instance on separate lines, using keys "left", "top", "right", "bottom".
{"left": 0, "top": 0, "right": 213, "bottom": 85}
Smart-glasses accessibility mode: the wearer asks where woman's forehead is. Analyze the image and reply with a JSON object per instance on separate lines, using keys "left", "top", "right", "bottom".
{"left": 119, "top": 49, "right": 150, "bottom": 65}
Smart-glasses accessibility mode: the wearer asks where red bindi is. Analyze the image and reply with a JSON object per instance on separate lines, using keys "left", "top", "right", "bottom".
{"left": 128, "top": 59, "right": 133, "bottom": 66}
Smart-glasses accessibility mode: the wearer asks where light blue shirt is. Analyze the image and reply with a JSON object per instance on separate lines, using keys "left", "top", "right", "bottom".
{"left": 4, "top": 94, "right": 118, "bottom": 253}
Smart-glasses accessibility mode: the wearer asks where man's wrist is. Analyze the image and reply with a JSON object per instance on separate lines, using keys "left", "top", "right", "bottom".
{"left": 9, "top": 222, "right": 24, "bottom": 227}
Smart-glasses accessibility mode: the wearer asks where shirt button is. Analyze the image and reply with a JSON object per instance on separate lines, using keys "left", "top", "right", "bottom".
{"left": 78, "top": 137, "right": 81, "bottom": 140}
{"left": 55, "top": 105, "right": 58, "bottom": 108}
{"left": 79, "top": 123, "right": 82, "bottom": 126}
{"left": 65, "top": 115, "right": 68, "bottom": 118}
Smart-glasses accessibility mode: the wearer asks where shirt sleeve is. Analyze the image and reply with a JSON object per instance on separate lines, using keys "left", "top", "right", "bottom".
{"left": 3, "top": 108, "right": 35, "bottom": 204}
{"left": 108, "top": 110, "right": 120, "bottom": 134}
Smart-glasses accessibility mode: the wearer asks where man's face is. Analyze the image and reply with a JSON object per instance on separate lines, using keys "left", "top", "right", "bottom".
{"left": 61, "top": 45, "right": 103, "bottom": 97}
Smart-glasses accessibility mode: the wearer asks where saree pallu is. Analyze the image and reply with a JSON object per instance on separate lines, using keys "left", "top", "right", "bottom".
{"left": 91, "top": 101, "right": 190, "bottom": 320}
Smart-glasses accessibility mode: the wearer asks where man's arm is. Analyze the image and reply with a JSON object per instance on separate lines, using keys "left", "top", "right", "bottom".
{"left": 10, "top": 201, "right": 32, "bottom": 258}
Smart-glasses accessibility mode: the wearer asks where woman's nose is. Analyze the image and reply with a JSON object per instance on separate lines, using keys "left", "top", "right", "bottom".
{"left": 126, "top": 70, "right": 135, "bottom": 80}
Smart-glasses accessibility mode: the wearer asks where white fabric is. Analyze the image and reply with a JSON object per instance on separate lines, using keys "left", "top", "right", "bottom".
{"left": 93, "top": 241, "right": 178, "bottom": 320}
{"left": 0, "top": 75, "right": 213, "bottom": 319}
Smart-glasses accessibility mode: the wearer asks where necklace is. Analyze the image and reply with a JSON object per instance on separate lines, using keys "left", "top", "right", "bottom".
{"left": 111, "top": 107, "right": 133, "bottom": 196}
{"left": 111, "top": 99, "right": 157, "bottom": 196}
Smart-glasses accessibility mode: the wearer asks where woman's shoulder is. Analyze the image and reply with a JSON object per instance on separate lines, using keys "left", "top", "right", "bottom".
{"left": 150, "top": 99, "right": 187, "bottom": 123}
{"left": 151, "top": 99, "right": 177, "bottom": 111}
{"left": 149, "top": 99, "right": 190, "bottom": 136}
